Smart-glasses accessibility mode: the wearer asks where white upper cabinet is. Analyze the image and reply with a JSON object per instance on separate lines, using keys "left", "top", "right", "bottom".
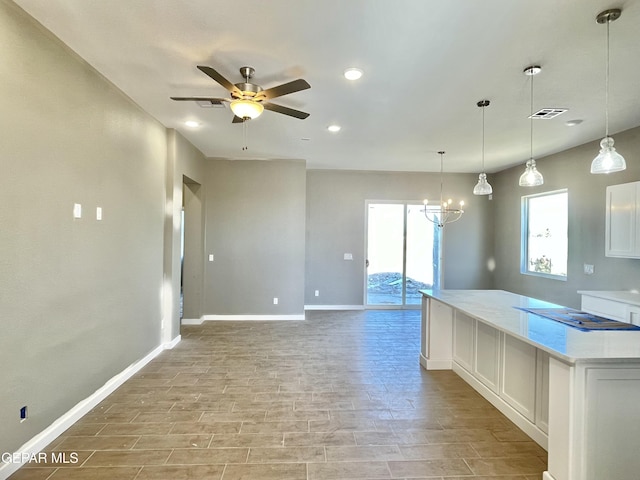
{"left": 605, "top": 181, "right": 640, "bottom": 258}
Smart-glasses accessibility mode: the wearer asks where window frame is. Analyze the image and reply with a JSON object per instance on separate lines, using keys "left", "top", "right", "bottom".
{"left": 520, "top": 188, "right": 568, "bottom": 281}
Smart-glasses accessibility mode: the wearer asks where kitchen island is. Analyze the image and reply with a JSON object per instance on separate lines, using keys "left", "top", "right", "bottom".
{"left": 420, "top": 289, "right": 640, "bottom": 480}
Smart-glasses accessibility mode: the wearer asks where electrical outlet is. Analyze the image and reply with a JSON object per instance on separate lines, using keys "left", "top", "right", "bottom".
{"left": 315, "top": 290, "right": 320, "bottom": 297}
{"left": 584, "top": 264, "right": 594, "bottom": 275}
{"left": 273, "top": 297, "right": 278, "bottom": 305}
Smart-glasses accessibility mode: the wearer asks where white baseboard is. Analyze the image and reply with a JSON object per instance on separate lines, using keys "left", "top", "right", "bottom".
{"left": 0, "top": 336, "right": 180, "bottom": 480}
{"left": 202, "top": 314, "right": 305, "bottom": 321}
{"left": 181, "top": 317, "right": 204, "bottom": 325}
{"left": 419, "top": 353, "right": 452, "bottom": 371}
{"left": 543, "top": 472, "right": 556, "bottom": 480}
{"left": 163, "top": 334, "right": 181, "bottom": 349}
{"left": 304, "top": 305, "right": 365, "bottom": 311}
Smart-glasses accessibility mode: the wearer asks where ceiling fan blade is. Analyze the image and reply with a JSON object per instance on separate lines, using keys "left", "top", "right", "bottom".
{"left": 261, "top": 79, "right": 311, "bottom": 100}
{"left": 232, "top": 115, "right": 245, "bottom": 123}
{"left": 197, "top": 65, "right": 242, "bottom": 95}
{"left": 170, "top": 96, "right": 228, "bottom": 102}
{"left": 263, "top": 102, "right": 310, "bottom": 119}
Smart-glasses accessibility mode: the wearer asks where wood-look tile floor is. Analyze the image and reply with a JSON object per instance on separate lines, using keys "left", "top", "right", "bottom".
{"left": 10, "top": 310, "right": 547, "bottom": 479}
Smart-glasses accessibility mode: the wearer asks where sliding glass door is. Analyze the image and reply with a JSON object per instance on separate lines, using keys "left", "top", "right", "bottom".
{"left": 366, "top": 202, "right": 440, "bottom": 307}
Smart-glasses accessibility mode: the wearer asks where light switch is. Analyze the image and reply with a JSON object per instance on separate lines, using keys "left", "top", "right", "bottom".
{"left": 73, "top": 203, "right": 82, "bottom": 219}
{"left": 96, "top": 207, "right": 102, "bottom": 220}
{"left": 584, "top": 264, "right": 594, "bottom": 275}
{"left": 344, "top": 253, "right": 353, "bottom": 260}
{"left": 273, "top": 297, "right": 279, "bottom": 305}
{"left": 208, "top": 254, "right": 214, "bottom": 262}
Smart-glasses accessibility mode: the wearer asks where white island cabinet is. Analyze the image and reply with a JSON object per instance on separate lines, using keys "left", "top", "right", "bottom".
{"left": 420, "top": 289, "right": 640, "bottom": 480}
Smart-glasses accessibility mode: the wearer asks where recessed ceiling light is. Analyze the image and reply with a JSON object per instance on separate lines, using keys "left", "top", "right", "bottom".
{"left": 184, "top": 120, "right": 200, "bottom": 128}
{"left": 327, "top": 125, "right": 341, "bottom": 133}
{"left": 343, "top": 68, "right": 363, "bottom": 81}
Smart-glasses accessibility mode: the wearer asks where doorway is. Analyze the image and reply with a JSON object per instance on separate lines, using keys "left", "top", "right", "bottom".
{"left": 365, "top": 201, "right": 441, "bottom": 308}
{"left": 181, "top": 177, "right": 204, "bottom": 323}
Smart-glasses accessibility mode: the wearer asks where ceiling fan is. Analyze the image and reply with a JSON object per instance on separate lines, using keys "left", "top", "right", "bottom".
{"left": 171, "top": 65, "right": 311, "bottom": 123}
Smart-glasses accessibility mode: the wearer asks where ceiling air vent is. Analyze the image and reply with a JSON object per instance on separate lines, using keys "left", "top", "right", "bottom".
{"left": 529, "top": 108, "right": 568, "bottom": 119}
{"left": 196, "top": 99, "right": 225, "bottom": 108}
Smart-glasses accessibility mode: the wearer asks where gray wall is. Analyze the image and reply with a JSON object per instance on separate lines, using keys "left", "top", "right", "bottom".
{"left": 164, "top": 130, "right": 205, "bottom": 333}
{"left": 305, "top": 170, "right": 495, "bottom": 306}
{"left": 0, "top": 0, "right": 167, "bottom": 454}
{"left": 203, "top": 159, "right": 306, "bottom": 316}
{"left": 493, "top": 126, "right": 640, "bottom": 308}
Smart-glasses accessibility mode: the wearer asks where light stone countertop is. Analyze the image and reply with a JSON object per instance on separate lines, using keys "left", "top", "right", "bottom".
{"left": 420, "top": 289, "right": 640, "bottom": 364}
{"left": 577, "top": 290, "right": 640, "bottom": 307}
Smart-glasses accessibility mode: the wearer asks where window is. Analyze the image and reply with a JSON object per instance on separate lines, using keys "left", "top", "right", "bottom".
{"left": 521, "top": 190, "right": 568, "bottom": 279}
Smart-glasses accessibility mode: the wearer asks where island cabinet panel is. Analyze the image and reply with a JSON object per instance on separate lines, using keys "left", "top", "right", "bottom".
{"left": 474, "top": 320, "right": 501, "bottom": 393}
{"left": 501, "top": 334, "right": 537, "bottom": 422}
{"left": 453, "top": 311, "right": 474, "bottom": 373}
{"left": 421, "top": 298, "right": 454, "bottom": 370}
{"left": 583, "top": 367, "right": 640, "bottom": 480}
{"left": 535, "top": 351, "right": 550, "bottom": 434}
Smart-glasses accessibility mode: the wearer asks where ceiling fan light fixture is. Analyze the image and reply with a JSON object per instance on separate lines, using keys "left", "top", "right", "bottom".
{"left": 344, "top": 68, "right": 363, "bottom": 81}
{"left": 230, "top": 99, "right": 264, "bottom": 120}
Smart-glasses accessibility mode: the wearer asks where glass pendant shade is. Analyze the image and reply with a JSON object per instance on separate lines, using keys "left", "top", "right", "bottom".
{"left": 591, "top": 136, "right": 626, "bottom": 174}
{"left": 473, "top": 173, "right": 493, "bottom": 195}
{"left": 519, "top": 159, "right": 544, "bottom": 187}
{"left": 230, "top": 99, "right": 264, "bottom": 119}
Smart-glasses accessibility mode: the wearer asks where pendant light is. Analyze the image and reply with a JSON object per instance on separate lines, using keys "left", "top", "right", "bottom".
{"left": 519, "top": 65, "right": 544, "bottom": 187}
{"left": 591, "top": 8, "right": 626, "bottom": 174}
{"left": 473, "top": 100, "right": 493, "bottom": 195}
{"left": 423, "top": 151, "right": 465, "bottom": 228}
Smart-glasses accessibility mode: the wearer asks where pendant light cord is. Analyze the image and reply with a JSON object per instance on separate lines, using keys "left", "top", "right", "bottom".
{"left": 439, "top": 152, "right": 444, "bottom": 208}
{"left": 481, "top": 105, "right": 485, "bottom": 171}
{"left": 605, "top": 18, "right": 610, "bottom": 137}
{"left": 530, "top": 71, "right": 534, "bottom": 160}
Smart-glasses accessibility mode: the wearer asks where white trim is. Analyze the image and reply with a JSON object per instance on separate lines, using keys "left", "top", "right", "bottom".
{"left": 0, "top": 343, "right": 169, "bottom": 480}
{"left": 181, "top": 317, "right": 204, "bottom": 325}
{"left": 543, "top": 472, "right": 556, "bottom": 480}
{"left": 304, "top": 305, "right": 364, "bottom": 311}
{"left": 202, "top": 314, "right": 305, "bottom": 321}
{"left": 163, "top": 334, "right": 181, "bottom": 349}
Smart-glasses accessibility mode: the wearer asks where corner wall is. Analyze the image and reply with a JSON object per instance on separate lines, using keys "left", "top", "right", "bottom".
{"left": 492, "top": 126, "right": 640, "bottom": 308}
{"left": 0, "top": 0, "right": 167, "bottom": 455}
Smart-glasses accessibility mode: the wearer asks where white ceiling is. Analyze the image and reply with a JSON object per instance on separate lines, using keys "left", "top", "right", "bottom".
{"left": 14, "top": 0, "right": 640, "bottom": 173}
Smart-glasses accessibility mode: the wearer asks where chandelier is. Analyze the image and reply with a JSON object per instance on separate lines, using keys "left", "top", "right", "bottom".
{"left": 423, "top": 151, "right": 465, "bottom": 228}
